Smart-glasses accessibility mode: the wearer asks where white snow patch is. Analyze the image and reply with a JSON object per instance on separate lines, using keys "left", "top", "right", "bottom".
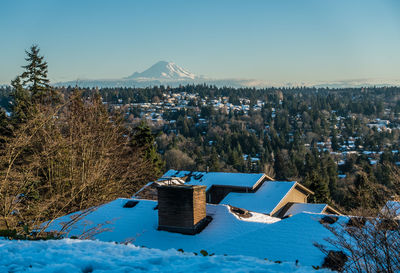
{"left": 0, "top": 239, "right": 329, "bottom": 272}
{"left": 234, "top": 211, "right": 281, "bottom": 224}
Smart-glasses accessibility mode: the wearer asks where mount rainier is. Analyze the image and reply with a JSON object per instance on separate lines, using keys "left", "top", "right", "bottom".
{"left": 55, "top": 61, "right": 267, "bottom": 88}
{"left": 126, "top": 61, "right": 197, "bottom": 81}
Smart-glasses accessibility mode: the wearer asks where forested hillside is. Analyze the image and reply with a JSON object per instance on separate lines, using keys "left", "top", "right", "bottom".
{"left": 2, "top": 80, "right": 400, "bottom": 214}
{"left": 59, "top": 85, "right": 400, "bottom": 212}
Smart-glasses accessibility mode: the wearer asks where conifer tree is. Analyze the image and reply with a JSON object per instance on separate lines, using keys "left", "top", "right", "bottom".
{"left": 331, "top": 130, "right": 339, "bottom": 152}
{"left": 351, "top": 171, "right": 376, "bottom": 209}
{"left": 132, "top": 121, "right": 164, "bottom": 177}
{"left": 246, "top": 155, "right": 253, "bottom": 172}
{"left": 305, "top": 171, "right": 330, "bottom": 203}
{"left": 326, "top": 156, "right": 338, "bottom": 196}
{"left": 228, "top": 148, "right": 240, "bottom": 167}
{"left": 0, "top": 109, "right": 11, "bottom": 147}
{"left": 19, "top": 45, "right": 59, "bottom": 105}
{"left": 209, "top": 147, "right": 221, "bottom": 171}
{"left": 10, "top": 76, "right": 32, "bottom": 124}
{"left": 21, "top": 45, "right": 50, "bottom": 101}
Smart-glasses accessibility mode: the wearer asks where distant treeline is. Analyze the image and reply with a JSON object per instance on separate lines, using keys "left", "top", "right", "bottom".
{"left": 1, "top": 84, "right": 400, "bottom": 113}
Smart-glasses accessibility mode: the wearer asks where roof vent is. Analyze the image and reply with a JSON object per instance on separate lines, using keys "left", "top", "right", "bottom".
{"left": 123, "top": 200, "right": 138, "bottom": 208}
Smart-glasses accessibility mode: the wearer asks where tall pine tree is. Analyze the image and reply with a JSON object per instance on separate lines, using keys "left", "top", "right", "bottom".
{"left": 21, "top": 45, "right": 50, "bottom": 101}
{"left": 19, "top": 45, "right": 58, "bottom": 105}
{"left": 131, "top": 121, "right": 164, "bottom": 178}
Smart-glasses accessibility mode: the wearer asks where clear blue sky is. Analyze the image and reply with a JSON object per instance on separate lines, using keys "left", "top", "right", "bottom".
{"left": 1, "top": 0, "right": 399, "bottom": 85}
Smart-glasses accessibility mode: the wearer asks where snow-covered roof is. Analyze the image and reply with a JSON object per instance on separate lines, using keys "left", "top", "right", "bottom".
{"left": 47, "top": 198, "right": 338, "bottom": 266}
{"left": 283, "top": 203, "right": 328, "bottom": 217}
{"left": 220, "top": 181, "right": 297, "bottom": 215}
{"left": 156, "top": 177, "right": 185, "bottom": 185}
{"left": 382, "top": 201, "right": 400, "bottom": 218}
{"left": 133, "top": 178, "right": 186, "bottom": 200}
{"left": 161, "top": 169, "right": 266, "bottom": 191}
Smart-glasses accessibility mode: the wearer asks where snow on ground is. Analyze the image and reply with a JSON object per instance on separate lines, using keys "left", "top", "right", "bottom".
{"left": 0, "top": 239, "right": 331, "bottom": 273}
{"left": 46, "top": 198, "right": 337, "bottom": 266}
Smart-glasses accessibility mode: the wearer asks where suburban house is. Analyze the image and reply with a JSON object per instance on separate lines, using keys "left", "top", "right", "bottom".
{"left": 136, "top": 169, "right": 341, "bottom": 218}
{"left": 47, "top": 169, "right": 343, "bottom": 266}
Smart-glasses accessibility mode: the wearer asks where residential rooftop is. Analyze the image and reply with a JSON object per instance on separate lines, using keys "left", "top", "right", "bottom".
{"left": 47, "top": 198, "right": 339, "bottom": 266}
{"left": 161, "top": 169, "right": 267, "bottom": 191}
{"left": 220, "top": 181, "right": 298, "bottom": 215}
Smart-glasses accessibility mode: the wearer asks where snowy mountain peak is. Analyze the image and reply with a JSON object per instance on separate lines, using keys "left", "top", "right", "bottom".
{"left": 127, "top": 61, "right": 196, "bottom": 81}
{"left": 55, "top": 61, "right": 271, "bottom": 88}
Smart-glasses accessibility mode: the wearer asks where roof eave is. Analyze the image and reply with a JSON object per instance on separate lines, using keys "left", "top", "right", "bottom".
{"left": 294, "top": 182, "right": 314, "bottom": 196}
{"left": 251, "top": 174, "right": 267, "bottom": 190}
{"left": 323, "top": 205, "right": 342, "bottom": 215}
{"left": 269, "top": 182, "right": 298, "bottom": 216}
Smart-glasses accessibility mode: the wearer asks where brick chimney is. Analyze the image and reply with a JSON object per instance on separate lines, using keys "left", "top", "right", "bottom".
{"left": 157, "top": 185, "right": 207, "bottom": 235}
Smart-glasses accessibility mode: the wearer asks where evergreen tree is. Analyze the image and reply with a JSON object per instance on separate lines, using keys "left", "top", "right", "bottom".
{"left": 274, "top": 151, "right": 289, "bottom": 180}
{"left": 209, "top": 147, "right": 221, "bottom": 171}
{"left": 352, "top": 172, "right": 373, "bottom": 209}
{"left": 374, "top": 163, "right": 393, "bottom": 187}
{"left": 0, "top": 109, "right": 11, "bottom": 147}
{"left": 10, "top": 76, "right": 32, "bottom": 124}
{"left": 331, "top": 130, "right": 339, "bottom": 152}
{"left": 325, "top": 156, "right": 338, "bottom": 196}
{"left": 246, "top": 155, "right": 253, "bottom": 173}
{"left": 228, "top": 148, "right": 240, "bottom": 167}
{"left": 305, "top": 171, "right": 330, "bottom": 203}
{"left": 343, "top": 168, "right": 389, "bottom": 211}
{"left": 21, "top": 45, "right": 49, "bottom": 100}
{"left": 19, "top": 45, "right": 58, "bottom": 104}
{"left": 132, "top": 121, "right": 164, "bottom": 177}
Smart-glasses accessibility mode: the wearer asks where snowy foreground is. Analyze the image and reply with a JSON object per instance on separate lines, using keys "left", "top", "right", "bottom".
{"left": 0, "top": 239, "right": 330, "bottom": 273}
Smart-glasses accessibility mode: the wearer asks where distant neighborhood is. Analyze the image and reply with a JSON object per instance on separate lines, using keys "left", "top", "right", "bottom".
{"left": 105, "top": 90, "right": 400, "bottom": 177}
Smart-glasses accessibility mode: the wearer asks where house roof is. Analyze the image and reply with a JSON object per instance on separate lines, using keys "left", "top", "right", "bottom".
{"left": 220, "top": 181, "right": 298, "bottom": 215}
{"left": 161, "top": 169, "right": 266, "bottom": 191}
{"left": 382, "top": 201, "right": 400, "bottom": 218}
{"left": 133, "top": 177, "right": 187, "bottom": 200}
{"left": 46, "top": 198, "right": 340, "bottom": 266}
{"left": 283, "top": 203, "right": 328, "bottom": 217}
